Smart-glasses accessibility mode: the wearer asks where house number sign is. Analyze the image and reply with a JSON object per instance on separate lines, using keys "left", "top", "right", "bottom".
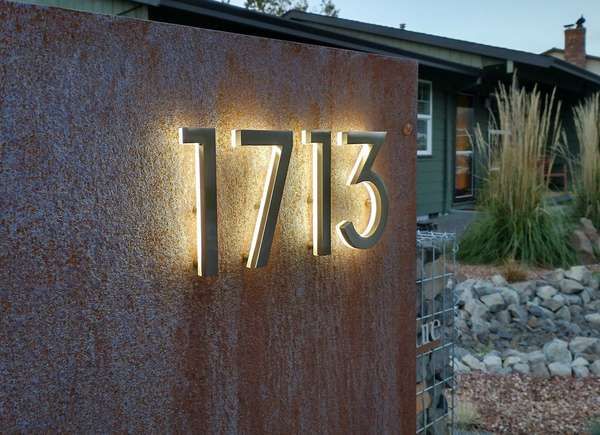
{"left": 179, "top": 128, "right": 390, "bottom": 276}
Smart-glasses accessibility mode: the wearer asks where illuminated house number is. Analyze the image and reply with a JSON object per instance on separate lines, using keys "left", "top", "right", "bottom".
{"left": 179, "top": 128, "right": 390, "bottom": 276}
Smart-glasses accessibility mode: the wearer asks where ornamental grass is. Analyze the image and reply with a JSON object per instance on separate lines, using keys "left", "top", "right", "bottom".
{"left": 459, "top": 78, "right": 576, "bottom": 267}
{"left": 573, "top": 93, "right": 600, "bottom": 229}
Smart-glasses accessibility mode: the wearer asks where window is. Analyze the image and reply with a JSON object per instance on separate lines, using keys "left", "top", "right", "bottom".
{"left": 417, "top": 80, "right": 433, "bottom": 156}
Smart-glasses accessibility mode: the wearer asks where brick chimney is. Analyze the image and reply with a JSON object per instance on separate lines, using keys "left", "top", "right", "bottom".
{"left": 564, "top": 26, "right": 586, "bottom": 68}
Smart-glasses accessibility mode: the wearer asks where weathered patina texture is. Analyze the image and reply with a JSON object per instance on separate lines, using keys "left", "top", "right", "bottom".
{"left": 0, "top": 1, "right": 417, "bottom": 432}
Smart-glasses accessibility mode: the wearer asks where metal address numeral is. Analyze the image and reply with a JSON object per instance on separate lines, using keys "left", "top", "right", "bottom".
{"left": 233, "top": 129, "right": 293, "bottom": 268}
{"left": 301, "top": 130, "right": 331, "bottom": 256}
{"left": 336, "top": 131, "right": 389, "bottom": 250}
{"left": 179, "top": 127, "right": 219, "bottom": 276}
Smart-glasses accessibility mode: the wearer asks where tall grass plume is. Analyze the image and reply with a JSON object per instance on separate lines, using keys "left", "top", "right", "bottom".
{"left": 459, "top": 77, "right": 576, "bottom": 267}
{"left": 573, "top": 93, "right": 600, "bottom": 229}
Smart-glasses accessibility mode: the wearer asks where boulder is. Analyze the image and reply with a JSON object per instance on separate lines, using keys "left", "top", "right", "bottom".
{"left": 473, "top": 281, "right": 497, "bottom": 297}
{"left": 543, "top": 338, "right": 572, "bottom": 364}
{"left": 462, "top": 354, "right": 484, "bottom": 371}
{"left": 581, "top": 289, "right": 592, "bottom": 305}
{"left": 453, "top": 358, "right": 471, "bottom": 374}
{"left": 530, "top": 361, "right": 550, "bottom": 378}
{"left": 548, "top": 362, "right": 572, "bottom": 377}
{"left": 543, "top": 269, "right": 565, "bottom": 287}
{"left": 527, "top": 303, "right": 555, "bottom": 319}
{"left": 504, "top": 356, "right": 522, "bottom": 367}
{"left": 483, "top": 354, "right": 503, "bottom": 373}
{"left": 563, "top": 294, "right": 582, "bottom": 305}
{"left": 585, "top": 313, "right": 600, "bottom": 326}
{"left": 513, "top": 363, "right": 530, "bottom": 375}
{"left": 465, "top": 299, "right": 489, "bottom": 319}
{"left": 511, "top": 281, "right": 535, "bottom": 304}
{"left": 495, "top": 309, "right": 511, "bottom": 324}
{"left": 556, "top": 306, "right": 572, "bottom": 322}
{"left": 569, "top": 305, "right": 583, "bottom": 319}
{"left": 541, "top": 298, "right": 564, "bottom": 312}
{"left": 564, "top": 265, "right": 592, "bottom": 285}
{"left": 537, "top": 285, "right": 558, "bottom": 300}
{"left": 500, "top": 287, "right": 520, "bottom": 306}
{"left": 480, "top": 293, "right": 506, "bottom": 313}
{"left": 560, "top": 279, "right": 585, "bottom": 294}
{"left": 524, "top": 350, "right": 546, "bottom": 364}
{"left": 573, "top": 365, "right": 590, "bottom": 378}
{"left": 507, "top": 304, "right": 528, "bottom": 323}
{"left": 572, "top": 357, "right": 590, "bottom": 367}
{"left": 491, "top": 274, "right": 508, "bottom": 287}
{"left": 590, "top": 360, "right": 600, "bottom": 376}
{"left": 569, "top": 336, "right": 599, "bottom": 354}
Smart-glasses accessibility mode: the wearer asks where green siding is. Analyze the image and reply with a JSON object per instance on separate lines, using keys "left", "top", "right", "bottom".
{"left": 417, "top": 78, "right": 450, "bottom": 216}
{"left": 9, "top": 0, "right": 148, "bottom": 18}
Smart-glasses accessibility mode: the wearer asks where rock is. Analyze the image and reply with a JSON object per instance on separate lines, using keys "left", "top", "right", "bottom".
{"left": 563, "top": 294, "right": 582, "bottom": 305}
{"left": 565, "top": 265, "right": 592, "bottom": 285}
{"left": 508, "top": 304, "right": 528, "bottom": 323}
{"left": 512, "top": 281, "right": 535, "bottom": 304}
{"left": 496, "top": 309, "right": 511, "bottom": 324}
{"left": 590, "top": 278, "right": 600, "bottom": 291}
{"left": 483, "top": 354, "right": 503, "bottom": 373}
{"left": 473, "top": 281, "right": 497, "bottom": 297}
{"left": 585, "top": 313, "right": 600, "bottom": 326}
{"left": 544, "top": 269, "right": 565, "bottom": 286}
{"left": 556, "top": 306, "right": 572, "bottom": 322}
{"left": 581, "top": 289, "right": 591, "bottom": 305}
{"left": 569, "top": 337, "right": 599, "bottom": 354}
{"left": 590, "top": 360, "right": 600, "bottom": 376}
{"left": 462, "top": 354, "right": 484, "bottom": 371}
{"left": 569, "top": 305, "right": 583, "bottom": 319}
{"left": 491, "top": 274, "right": 508, "bottom": 287}
{"left": 572, "top": 357, "right": 590, "bottom": 367}
{"left": 530, "top": 361, "right": 550, "bottom": 378}
{"left": 513, "top": 363, "right": 530, "bottom": 375}
{"left": 560, "top": 279, "right": 585, "bottom": 294}
{"left": 541, "top": 298, "right": 564, "bottom": 312}
{"left": 537, "top": 285, "right": 558, "bottom": 300}
{"left": 573, "top": 365, "right": 590, "bottom": 378}
{"left": 465, "top": 299, "right": 489, "bottom": 319}
{"left": 453, "top": 358, "right": 471, "bottom": 374}
{"left": 548, "top": 362, "right": 572, "bottom": 377}
{"left": 527, "top": 302, "right": 555, "bottom": 319}
{"left": 504, "top": 355, "right": 522, "bottom": 367}
{"left": 480, "top": 293, "right": 506, "bottom": 313}
{"left": 571, "top": 229, "right": 596, "bottom": 264}
{"left": 525, "top": 350, "right": 546, "bottom": 364}
{"left": 543, "top": 339, "right": 572, "bottom": 364}
{"left": 580, "top": 217, "right": 599, "bottom": 242}
{"left": 500, "top": 287, "right": 520, "bottom": 306}
{"left": 540, "top": 319, "right": 558, "bottom": 333}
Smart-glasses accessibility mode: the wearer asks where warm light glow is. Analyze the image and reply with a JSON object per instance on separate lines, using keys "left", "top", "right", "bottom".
{"left": 336, "top": 131, "right": 389, "bottom": 250}
{"left": 179, "top": 127, "right": 219, "bottom": 276}
{"left": 302, "top": 130, "right": 331, "bottom": 256}
{"left": 235, "top": 129, "right": 293, "bottom": 268}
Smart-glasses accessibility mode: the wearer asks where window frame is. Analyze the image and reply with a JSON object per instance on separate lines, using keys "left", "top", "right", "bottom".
{"left": 417, "top": 80, "right": 433, "bottom": 157}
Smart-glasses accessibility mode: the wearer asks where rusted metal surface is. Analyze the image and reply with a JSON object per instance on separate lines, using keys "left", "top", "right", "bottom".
{"left": 0, "top": 1, "right": 417, "bottom": 432}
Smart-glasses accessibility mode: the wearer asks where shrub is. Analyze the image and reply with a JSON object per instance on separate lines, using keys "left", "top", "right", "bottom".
{"left": 459, "top": 78, "right": 576, "bottom": 267}
{"left": 502, "top": 260, "right": 528, "bottom": 283}
{"left": 573, "top": 93, "right": 600, "bottom": 229}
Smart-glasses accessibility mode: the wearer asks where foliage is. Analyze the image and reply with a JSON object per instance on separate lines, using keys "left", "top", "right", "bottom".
{"left": 501, "top": 259, "right": 528, "bottom": 283}
{"left": 573, "top": 93, "right": 600, "bottom": 229}
{"left": 459, "top": 77, "right": 576, "bottom": 267}
{"left": 244, "top": 0, "right": 338, "bottom": 16}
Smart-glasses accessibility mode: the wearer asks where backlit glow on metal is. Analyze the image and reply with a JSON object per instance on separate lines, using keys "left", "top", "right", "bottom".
{"left": 179, "top": 127, "right": 218, "bottom": 276}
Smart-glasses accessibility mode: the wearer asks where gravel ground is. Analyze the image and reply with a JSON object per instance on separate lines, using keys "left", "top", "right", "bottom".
{"left": 456, "top": 372, "right": 600, "bottom": 434}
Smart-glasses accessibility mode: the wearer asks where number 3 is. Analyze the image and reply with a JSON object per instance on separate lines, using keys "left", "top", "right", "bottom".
{"left": 336, "top": 131, "right": 389, "bottom": 250}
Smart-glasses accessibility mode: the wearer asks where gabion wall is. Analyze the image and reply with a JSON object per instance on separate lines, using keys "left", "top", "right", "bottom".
{"left": 416, "top": 232, "right": 456, "bottom": 434}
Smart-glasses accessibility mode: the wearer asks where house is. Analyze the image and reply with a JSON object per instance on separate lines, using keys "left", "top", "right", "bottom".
{"left": 543, "top": 19, "right": 600, "bottom": 76}
{"left": 11, "top": 0, "right": 600, "bottom": 218}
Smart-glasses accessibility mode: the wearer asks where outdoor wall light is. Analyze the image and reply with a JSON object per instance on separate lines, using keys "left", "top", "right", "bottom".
{"left": 179, "top": 127, "right": 389, "bottom": 275}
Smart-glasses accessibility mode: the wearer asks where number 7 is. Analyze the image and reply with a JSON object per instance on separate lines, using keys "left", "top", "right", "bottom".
{"left": 233, "top": 130, "right": 293, "bottom": 268}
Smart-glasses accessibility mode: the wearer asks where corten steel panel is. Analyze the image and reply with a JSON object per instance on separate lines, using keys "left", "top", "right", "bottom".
{"left": 0, "top": 1, "right": 417, "bottom": 433}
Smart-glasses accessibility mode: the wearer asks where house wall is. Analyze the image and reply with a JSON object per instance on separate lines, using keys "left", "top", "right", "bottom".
{"left": 7, "top": 0, "right": 148, "bottom": 18}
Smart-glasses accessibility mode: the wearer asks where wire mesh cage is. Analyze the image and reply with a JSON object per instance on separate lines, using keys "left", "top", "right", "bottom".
{"left": 416, "top": 231, "right": 457, "bottom": 435}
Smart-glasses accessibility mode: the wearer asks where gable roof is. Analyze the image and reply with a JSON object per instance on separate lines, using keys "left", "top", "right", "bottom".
{"left": 283, "top": 10, "right": 600, "bottom": 87}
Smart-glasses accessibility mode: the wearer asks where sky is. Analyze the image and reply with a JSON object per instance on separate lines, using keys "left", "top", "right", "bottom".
{"left": 228, "top": 0, "right": 600, "bottom": 55}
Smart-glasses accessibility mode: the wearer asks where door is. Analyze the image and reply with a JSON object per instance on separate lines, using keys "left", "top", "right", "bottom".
{"left": 455, "top": 95, "right": 474, "bottom": 201}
